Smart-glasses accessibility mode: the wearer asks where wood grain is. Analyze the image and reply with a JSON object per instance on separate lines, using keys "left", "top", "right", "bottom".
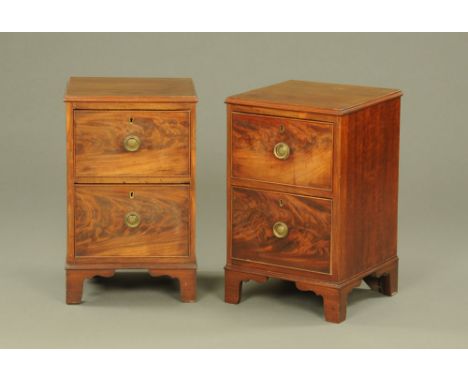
{"left": 226, "top": 80, "right": 402, "bottom": 115}
{"left": 296, "top": 278, "right": 362, "bottom": 323}
{"left": 232, "top": 112, "right": 333, "bottom": 189}
{"left": 225, "top": 258, "right": 397, "bottom": 323}
{"left": 338, "top": 98, "right": 400, "bottom": 279}
{"left": 71, "top": 102, "right": 197, "bottom": 111}
{"left": 224, "top": 268, "right": 268, "bottom": 304}
{"left": 363, "top": 258, "right": 398, "bottom": 296}
{"left": 66, "top": 268, "right": 197, "bottom": 304}
{"left": 75, "top": 176, "right": 191, "bottom": 184}
{"left": 148, "top": 269, "right": 197, "bottom": 302}
{"left": 66, "top": 103, "right": 75, "bottom": 263}
{"left": 231, "top": 103, "right": 338, "bottom": 124}
{"left": 66, "top": 269, "right": 115, "bottom": 304}
{"left": 74, "top": 110, "right": 190, "bottom": 178}
{"left": 231, "top": 187, "right": 332, "bottom": 273}
{"left": 74, "top": 185, "right": 189, "bottom": 258}
{"left": 65, "top": 77, "right": 198, "bottom": 103}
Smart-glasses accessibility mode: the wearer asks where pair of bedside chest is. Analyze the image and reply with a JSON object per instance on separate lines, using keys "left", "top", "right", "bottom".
{"left": 65, "top": 77, "right": 401, "bottom": 323}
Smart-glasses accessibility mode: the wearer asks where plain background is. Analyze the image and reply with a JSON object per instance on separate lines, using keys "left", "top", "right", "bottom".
{"left": 0, "top": 33, "right": 467, "bottom": 348}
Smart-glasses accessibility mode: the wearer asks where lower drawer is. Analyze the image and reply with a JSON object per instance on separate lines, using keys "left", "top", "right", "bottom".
{"left": 231, "top": 187, "right": 331, "bottom": 273}
{"left": 74, "top": 185, "right": 190, "bottom": 258}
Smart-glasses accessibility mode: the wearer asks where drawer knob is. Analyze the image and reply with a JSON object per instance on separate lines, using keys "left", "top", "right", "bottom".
{"left": 125, "top": 212, "right": 141, "bottom": 228}
{"left": 123, "top": 135, "right": 141, "bottom": 152}
{"left": 272, "top": 221, "right": 289, "bottom": 239}
{"left": 273, "top": 142, "right": 290, "bottom": 160}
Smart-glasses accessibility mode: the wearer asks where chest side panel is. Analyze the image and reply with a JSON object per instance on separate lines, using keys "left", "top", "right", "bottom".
{"left": 338, "top": 98, "right": 401, "bottom": 279}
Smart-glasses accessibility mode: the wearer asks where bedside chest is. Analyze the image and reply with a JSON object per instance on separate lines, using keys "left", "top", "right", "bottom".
{"left": 225, "top": 80, "right": 402, "bottom": 323}
{"left": 65, "top": 77, "right": 197, "bottom": 304}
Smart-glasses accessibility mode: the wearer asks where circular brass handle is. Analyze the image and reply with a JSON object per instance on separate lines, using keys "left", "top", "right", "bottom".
{"left": 123, "top": 135, "right": 141, "bottom": 152}
{"left": 125, "top": 212, "right": 141, "bottom": 228}
{"left": 273, "top": 142, "right": 290, "bottom": 160}
{"left": 272, "top": 221, "right": 289, "bottom": 239}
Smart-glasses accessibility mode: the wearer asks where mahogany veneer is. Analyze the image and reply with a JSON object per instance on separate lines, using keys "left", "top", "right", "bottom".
{"left": 65, "top": 77, "right": 197, "bottom": 304}
{"left": 225, "top": 80, "right": 402, "bottom": 323}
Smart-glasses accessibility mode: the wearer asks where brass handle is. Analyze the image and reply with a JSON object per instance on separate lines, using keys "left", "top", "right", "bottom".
{"left": 272, "top": 221, "right": 289, "bottom": 239}
{"left": 123, "top": 135, "right": 141, "bottom": 152}
{"left": 125, "top": 212, "right": 141, "bottom": 228}
{"left": 273, "top": 142, "right": 290, "bottom": 160}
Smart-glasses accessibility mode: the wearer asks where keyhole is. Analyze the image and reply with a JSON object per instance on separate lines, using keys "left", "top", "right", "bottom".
{"left": 279, "top": 199, "right": 284, "bottom": 207}
{"left": 129, "top": 191, "right": 135, "bottom": 199}
{"left": 129, "top": 117, "right": 134, "bottom": 124}
{"left": 279, "top": 124, "right": 285, "bottom": 134}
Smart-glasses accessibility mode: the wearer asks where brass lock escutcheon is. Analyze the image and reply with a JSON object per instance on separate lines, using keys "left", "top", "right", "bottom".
{"left": 125, "top": 212, "right": 141, "bottom": 228}
{"left": 123, "top": 135, "right": 141, "bottom": 152}
{"left": 272, "top": 221, "right": 289, "bottom": 239}
{"left": 273, "top": 142, "right": 290, "bottom": 160}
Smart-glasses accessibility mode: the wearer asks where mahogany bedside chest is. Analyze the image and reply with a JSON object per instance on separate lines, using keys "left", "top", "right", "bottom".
{"left": 225, "top": 80, "right": 402, "bottom": 323}
{"left": 65, "top": 77, "right": 197, "bottom": 304}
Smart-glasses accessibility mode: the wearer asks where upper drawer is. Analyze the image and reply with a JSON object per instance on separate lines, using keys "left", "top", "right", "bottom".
{"left": 74, "top": 110, "right": 190, "bottom": 179}
{"left": 231, "top": 112, "right": 333, "bottom": 190}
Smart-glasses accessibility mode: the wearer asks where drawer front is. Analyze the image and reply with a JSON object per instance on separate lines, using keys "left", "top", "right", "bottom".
{"left": 74, "top": 110, "right": 190, "bottom": 178}
{"left": 231, "top": 112, "right": 333, "bottom": 190}
{"left": 231, "top": 187, "right": 331, "bottom": 273}
{"left": 74, "top": 185, "right": 189, "bottom": 258}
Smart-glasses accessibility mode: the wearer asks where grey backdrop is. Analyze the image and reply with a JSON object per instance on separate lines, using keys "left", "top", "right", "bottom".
{"left": 0, "top": 33, "right": 467, "bottom": 348}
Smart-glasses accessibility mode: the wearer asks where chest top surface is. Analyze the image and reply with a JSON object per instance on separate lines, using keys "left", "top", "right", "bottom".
{"left": 226, "top": 80, "right": 401, "bottom": 115}
{"left": 65, "top": 77, "right": 198, "bottom": 103}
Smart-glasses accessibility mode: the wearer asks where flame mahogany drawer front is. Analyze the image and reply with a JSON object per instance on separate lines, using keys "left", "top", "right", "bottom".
{"left": 74, "top": 185, "right": 190, "bottom": 258}
{"left": 225, "top": 80, "right": 402, "bottom": 323}
{"left": 65, "top": 77, "right": 198, "bottom": 304}
{"left": 231, "top": 112, "right": 333, "bottom": 190}
{"left": 231, "top": 187, "right": 331, "bottom": 273}
{"left": 74, "top": 110, "right": 190, "bottom": 179}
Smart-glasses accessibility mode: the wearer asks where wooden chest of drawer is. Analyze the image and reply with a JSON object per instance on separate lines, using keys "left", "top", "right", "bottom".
{"left": 225, "top": 80, "right": 402, "bottom": 323}
{"left": 65, "top": 77, "right": 197, "bottom": 304}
